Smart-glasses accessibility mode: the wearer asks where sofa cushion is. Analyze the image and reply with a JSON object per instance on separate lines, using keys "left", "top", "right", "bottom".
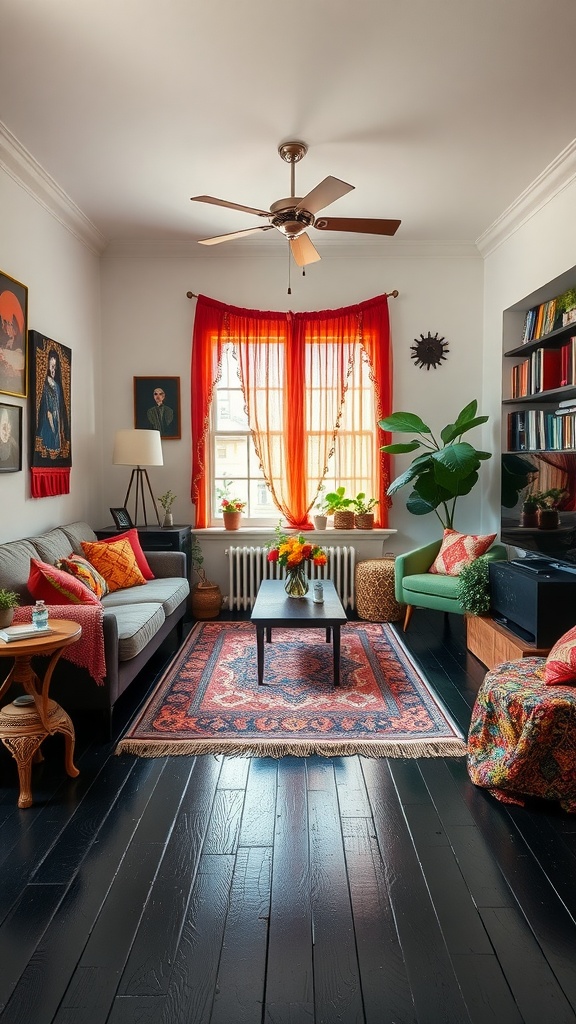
{"left": 402, "top": 572, "right": 460, "bottom": 599}
{"left": 56, "top": 554, "right": 109, "bottom": 599}
{"left": 81, "top": 539, "right": 146, "bottom": 593}
{"left": 96, "top": 528, "right": 155, "bottom": 580}
{"left": 429, "top": 529, "right": 497, "bottom": 576}
{"left": 541, "top": 625, "right": 576, "bottom": 686}
{"left": 26, "top": 528, "right": 73, "bottom": 566}
{"left": 107, "top": 602, "right": 165, "bottom": 661}
{"left": 102, "top": 576, "right": 189, "bottom": 617}
{"left": 0, "top": 539, "right": 39, "bottom": 600}
{"left": 60, "top": 521, "right": 98, "bottom": 555}
{"left": 28, "top": 558, "right": 101, "bottom": 605}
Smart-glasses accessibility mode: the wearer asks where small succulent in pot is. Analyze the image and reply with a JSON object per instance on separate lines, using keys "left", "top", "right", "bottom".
{"left": 0, "top": 588, "right": 20, "bottom": 611}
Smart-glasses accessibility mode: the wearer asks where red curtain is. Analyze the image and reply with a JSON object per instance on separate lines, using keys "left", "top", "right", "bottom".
{"left": 191, "top": 293, "right": 392, "bottom": 528}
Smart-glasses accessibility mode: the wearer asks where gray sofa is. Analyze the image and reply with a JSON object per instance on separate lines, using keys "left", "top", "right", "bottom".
{"left": 0, "top": 521, "right": 190, "bottom": 730}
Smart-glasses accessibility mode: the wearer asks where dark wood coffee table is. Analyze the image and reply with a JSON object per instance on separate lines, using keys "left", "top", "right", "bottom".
{"left": 250, "top": 579, "right": 348, "bottom": 686}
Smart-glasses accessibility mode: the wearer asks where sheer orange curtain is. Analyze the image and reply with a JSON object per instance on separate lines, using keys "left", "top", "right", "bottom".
{"left": 191, "top": 293, "right": 393, "bottom": 528}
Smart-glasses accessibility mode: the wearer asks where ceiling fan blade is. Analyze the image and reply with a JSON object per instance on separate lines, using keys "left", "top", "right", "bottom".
{"left": 290, "top": 233, "right": 321, "bottom": 267}
{"left": 198, "top": 225, "right": 275, "bottom": 245}
{"left": 191, "top": 195, "right": 269, "bottom": 217}
{"left": 296, "top": 176, "right": 354, "bottom": 216}
{"left": 314, "top": 217, "right": 401, "bottom": 236}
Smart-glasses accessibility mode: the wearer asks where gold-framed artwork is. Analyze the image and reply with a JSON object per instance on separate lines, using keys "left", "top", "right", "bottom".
{"left": 0, "top": 270, "right": 28, "bottom": 398}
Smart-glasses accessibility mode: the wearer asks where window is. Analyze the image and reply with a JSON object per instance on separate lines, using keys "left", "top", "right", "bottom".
{"left": 191, "top": 292, "right": 392, "bottom": 529}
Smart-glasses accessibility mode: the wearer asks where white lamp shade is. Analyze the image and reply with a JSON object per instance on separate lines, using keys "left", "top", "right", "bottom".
{"left": 113, "top": 429, "right": 163, "bottom": 467}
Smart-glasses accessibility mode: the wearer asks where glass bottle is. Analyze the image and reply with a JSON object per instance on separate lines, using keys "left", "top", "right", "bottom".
{"left": 32, "top": 599, "right": 49, "bottom": 630}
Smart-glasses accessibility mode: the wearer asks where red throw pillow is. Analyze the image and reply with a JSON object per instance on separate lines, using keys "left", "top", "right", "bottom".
{"left": 429, "top": 529, "right": 496, "bottom": 576}
{"left": 542, "top": 625, "right": 576, "bottom": 685}
{"left": 97, "top": 528, "right": 154, "bottom": 580}
{"left": 28, "top": 558, "right": 101, "bottom": 605}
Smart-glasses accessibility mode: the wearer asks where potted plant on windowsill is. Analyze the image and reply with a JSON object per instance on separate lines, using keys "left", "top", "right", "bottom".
{"left": 217, "top": 480, "right": 246, "bottom": 530}
{"left": 0, "top": 588, "right": 20, "bottom": 629}
{"left": 352, "top": 493, "right": 379, "bottom": 530}
{"left": 324, "top": 487, "right": 355, "bottom": 529}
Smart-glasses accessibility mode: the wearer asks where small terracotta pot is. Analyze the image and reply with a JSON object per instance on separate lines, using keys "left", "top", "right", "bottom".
{"left": 223, "top": 511, "right": 241, "bottom": 531}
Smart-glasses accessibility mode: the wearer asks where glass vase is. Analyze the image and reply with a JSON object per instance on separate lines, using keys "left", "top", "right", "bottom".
{"left": 284, "top": 564, "right": 309, "bottom": 598}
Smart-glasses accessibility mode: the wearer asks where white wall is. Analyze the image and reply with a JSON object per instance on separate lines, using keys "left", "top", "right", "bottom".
{"left": 100, "top": 242, "right": 485, "bottom": 566}
{"left": 0, "top": 167, "right": 102, "bottom": 543}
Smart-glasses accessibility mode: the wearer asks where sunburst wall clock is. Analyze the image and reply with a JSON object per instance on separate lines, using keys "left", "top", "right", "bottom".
{"left": 410, "top": 331, "right": 449, "bottom": 370}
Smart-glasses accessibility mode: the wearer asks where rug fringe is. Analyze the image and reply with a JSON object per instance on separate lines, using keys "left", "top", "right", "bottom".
{"left": 115, "top": 737, "right": 467, "bottom": 759}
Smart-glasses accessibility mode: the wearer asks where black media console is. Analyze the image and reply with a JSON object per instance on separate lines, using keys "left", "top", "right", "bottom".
{"left": 489, "top": 560, "right": 576, "bottom": 647}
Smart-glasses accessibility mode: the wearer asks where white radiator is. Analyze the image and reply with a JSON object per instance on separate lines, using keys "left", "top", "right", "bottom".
{"left": 225, "top": 545, "right": 356, "bottom": 611}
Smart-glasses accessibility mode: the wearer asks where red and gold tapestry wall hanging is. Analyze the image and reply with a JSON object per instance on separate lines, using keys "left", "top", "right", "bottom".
{"left": 29, "top": 330, "right": 72, "bottom": 497}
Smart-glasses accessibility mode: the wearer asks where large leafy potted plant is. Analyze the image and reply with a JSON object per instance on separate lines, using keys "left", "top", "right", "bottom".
{"left": 379, "top": 400, "right": 491, "bottom": 529}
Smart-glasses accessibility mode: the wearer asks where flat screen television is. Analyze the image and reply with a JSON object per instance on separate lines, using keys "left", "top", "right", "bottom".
{"left": 501, "top": 452, "right": 576, "bottom": 567}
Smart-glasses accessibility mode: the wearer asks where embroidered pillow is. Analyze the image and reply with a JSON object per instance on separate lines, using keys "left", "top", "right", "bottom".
{"left": 96, "top": 528, "right": 154, "bottom": 580}
{"left": 28, "top": 558, "right": 101, "bottom": 606}
{"left": 81, "top": 538, "right": 146, "bottom": 593}
{"left": 542, "top": 625, "right": 576, "bottom": 685}
{"left": 429, "top": 529, "right": 497, "bottom": 576}
{"left": 56, "top": 554, "right": 109, "bottom": 599}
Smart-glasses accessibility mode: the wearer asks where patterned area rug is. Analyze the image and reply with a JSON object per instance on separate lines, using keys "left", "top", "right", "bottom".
{"left": 116, "top": 620, "right": 466, "bottom": 758}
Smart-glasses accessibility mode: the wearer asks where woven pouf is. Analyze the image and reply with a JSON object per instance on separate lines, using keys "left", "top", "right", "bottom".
{"left": 355, "top": 558, "right": 405, "bottom": 622}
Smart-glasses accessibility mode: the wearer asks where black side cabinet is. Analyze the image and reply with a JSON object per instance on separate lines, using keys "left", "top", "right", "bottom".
{"left": 95, "top": 524, "right": 192, "bottom": 581}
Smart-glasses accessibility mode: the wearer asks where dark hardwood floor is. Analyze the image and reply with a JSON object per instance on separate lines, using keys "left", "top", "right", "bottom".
{"left": 1, "top": 609, "right": 576, "bottom": 1024}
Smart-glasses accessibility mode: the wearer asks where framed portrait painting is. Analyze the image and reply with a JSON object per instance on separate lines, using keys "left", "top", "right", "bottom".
{"left": 134, "top": 376, "right": 181, "bottom": 439}
{"left": 29, "top": 330, "right": 72, "bottom": 497}
{"left": 0, "top": 270, "right": 28, "bottom": 398}
{"left": 0, "top": 401, "right": 22, "bottom": 472}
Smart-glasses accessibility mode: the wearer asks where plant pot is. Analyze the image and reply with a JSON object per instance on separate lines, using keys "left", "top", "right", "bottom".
{"left": 538, "top": 508, "right": 560, "bottom": 530}
{"left": 354, "top": 512, "right": 374, "bottom": 530}
{"left": 0, "top": 607, "right": 15, "bottom": 629}
{"left": 563, "top": 308, "right": 576, "bottom": 326}
{"left": 162, "top": 512, "right": 174, "bottom": 528}
{"left": 223, "top": 511, "right": 241, "bottom": 531}
{"left": 191, "top": 581, "right": 222, "bottom": 620}
{"left": 313, "top": 514, "right": 327, "bottom": 530}
{"left": 333, "top": 510, "right": 355, "bottom": 530}
{"left": 520, "top": 510, "right": 539, "bottom": 528}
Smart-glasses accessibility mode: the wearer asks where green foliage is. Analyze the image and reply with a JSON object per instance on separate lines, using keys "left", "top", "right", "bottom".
{"left": 556, "top": 287, "right": 576, "bottom": 314}
{"left": 323, "top": 487, "right": 354, "bottom": 514}
{"left": 0, "top": 588, "right": 20, "bottom": 610}
{"left": 456, "top": 557, "right": 491, "bottom": 615}
{"left": 157, "top": 489, "right": 176, "bottom": 512}
{"left": 379, "top": 400, "right": 491, "bottom": 529}
{"left": 351, "top": 492, "right": 379, "bottom": 514}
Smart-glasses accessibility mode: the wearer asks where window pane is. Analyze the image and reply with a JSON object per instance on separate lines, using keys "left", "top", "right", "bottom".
{"left": 215, "top": 390, "right": 249, "bottom": 430}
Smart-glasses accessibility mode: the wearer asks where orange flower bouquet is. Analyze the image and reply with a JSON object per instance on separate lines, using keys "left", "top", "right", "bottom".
{"left": 267, "top": 526, "right": 327, "bottom": 597}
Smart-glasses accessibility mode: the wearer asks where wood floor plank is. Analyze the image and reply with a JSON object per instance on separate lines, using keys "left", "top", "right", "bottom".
{"left": 210, "top": 846, "right": 272, "bottom": 1024}
{"left": 308, "top": 783, "right": 365, "bottom": 1024}
{"left": 361, "top": 757, "right": 472, "bottom": 1024}
{"left": 265, "top": 758, "right": 313, "bottom": 1021}
{"left": 238, "top": 756, "right": 277, "bottom": 847}
{"left": 202, "top": 788, "right": 245, "bottom": 855}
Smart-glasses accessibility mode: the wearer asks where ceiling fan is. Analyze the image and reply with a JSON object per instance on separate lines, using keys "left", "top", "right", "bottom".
{"left": 190, "top": 141, "right": 401, "bottom": 267}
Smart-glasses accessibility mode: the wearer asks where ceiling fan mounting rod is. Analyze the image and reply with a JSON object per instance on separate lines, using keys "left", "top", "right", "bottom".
{"left": 278, "top": 141, "right": 307, "bottom": 198}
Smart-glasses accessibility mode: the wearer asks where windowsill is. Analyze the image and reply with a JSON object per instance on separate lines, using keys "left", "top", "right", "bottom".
{"left": 193, "top": 527, "right": 397, "bottom": 542}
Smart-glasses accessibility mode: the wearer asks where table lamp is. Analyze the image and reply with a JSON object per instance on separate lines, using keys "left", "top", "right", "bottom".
{"left": 113, "top": 429, "right": 163, "bottom": 526}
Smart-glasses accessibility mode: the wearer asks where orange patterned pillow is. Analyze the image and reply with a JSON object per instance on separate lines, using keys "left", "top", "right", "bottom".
{"left": 429, "top": 529, "right": 496, "bottom": 576}
{"left": 542, "top": 625, "right": 576, "bottom": 685}
{"left": 81, "top": 538, "right": 146, "bottom": 593}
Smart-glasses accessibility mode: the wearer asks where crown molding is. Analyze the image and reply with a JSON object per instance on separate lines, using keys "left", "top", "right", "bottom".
{"left": 476, "top": 138, "right": 576, "bottom": 257}
{"left": 0, "top": 121, "right": 107, "bottom": 255}
{"left": 102, "top": 238, "right": 481, "bottom": 261}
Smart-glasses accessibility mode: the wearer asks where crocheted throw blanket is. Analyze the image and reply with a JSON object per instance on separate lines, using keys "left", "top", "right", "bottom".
{"left": 467, "top": 657, "right": 576, "bottom": 813}
{"left": 13, "top": 604, "right": 106, "bottom": 685}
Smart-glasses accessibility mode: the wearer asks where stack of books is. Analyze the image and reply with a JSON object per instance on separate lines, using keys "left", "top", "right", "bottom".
{"left": 0, "top": 623, "right": 54, "bottom": 643}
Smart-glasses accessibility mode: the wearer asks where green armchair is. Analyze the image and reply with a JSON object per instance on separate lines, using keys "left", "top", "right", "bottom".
{"left": 395, "top": 538, "right": 508, "bottom": 630}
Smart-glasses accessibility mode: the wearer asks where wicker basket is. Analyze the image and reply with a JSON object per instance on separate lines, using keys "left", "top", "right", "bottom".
{"left": 333, "top": 510, "right": 355, "bottom": 529}
{"left": 355, "top": 558, "right": 405, "bottom": 622}
{"left": 191, "top": 582, "right": 222, "bottom": 620}
{"left": 354, "top": 513, "right": 374, "bottom": 530}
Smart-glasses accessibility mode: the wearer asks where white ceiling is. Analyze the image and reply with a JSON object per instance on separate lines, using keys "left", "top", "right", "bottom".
{"left": 2, "top": 0, "right": 576, "bottom": 255}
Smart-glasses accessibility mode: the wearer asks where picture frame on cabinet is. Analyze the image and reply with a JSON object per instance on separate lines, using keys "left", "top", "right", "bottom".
{"left": 110, "top": 507, "right": 134, "bottom": 530}
{"left": 0, "top": 401, "right": 22, "bottom": 472}
{"left": 0, "top": 270, "right": 28, "bottom": 399}
{"left": 133, "top": 376, "right": 181, "bottom": 439}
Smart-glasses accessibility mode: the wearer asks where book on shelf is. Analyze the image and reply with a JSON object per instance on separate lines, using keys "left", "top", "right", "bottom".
{"left": 530, "top": 347, "right": 562, "bottom": 392}
{"left": 0, "top": 624, "right": 55, "bottom": 643}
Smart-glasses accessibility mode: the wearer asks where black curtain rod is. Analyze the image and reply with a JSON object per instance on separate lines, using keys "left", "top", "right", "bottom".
{"left": 186, "top": 289, "right": 399, "bottom": 299}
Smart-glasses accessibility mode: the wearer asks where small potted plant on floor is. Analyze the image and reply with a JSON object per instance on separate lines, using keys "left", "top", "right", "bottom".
{"left": 456, "top": 556, "right": 491, "bottom": 616}
{"left": 0, "top": 588, "right": 20, "bottom": 629}
{"left": 190, "top": 536, "right": 222, "bottom": 619}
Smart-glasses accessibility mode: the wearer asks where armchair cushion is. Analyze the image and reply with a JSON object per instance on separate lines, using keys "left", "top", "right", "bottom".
{"left": 429, "top": 529, "right": 497, "bottom": 576}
